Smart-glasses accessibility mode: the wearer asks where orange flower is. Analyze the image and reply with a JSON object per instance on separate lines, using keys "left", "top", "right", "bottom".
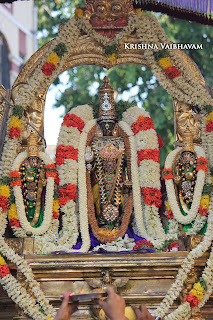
{"left": 131, "top": 116, "right": 155, "bottom": 134}
{"left": 162, "top": 168, "right": 173, "bottom": 180}
{"left": 197, "top": 157, "right": 208, "bottom": 172}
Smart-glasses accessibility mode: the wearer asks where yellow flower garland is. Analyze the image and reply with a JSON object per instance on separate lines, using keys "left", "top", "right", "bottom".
{"left": 190, "top": 282, "right": 205, "bottom": 301}
{"left": 0, "top": 255, "right": 6, "bottom": 265}
{"left": 0, "top": 185, "right": 10, "bottom": 198}
{"left": 158, "top": 57, "right": 173, "bottom": 70}
{"left": 9, "top": 116, "right": 22, "bottom": 130}
{"left": 8, "top": 204, "right": 18, "bottom": 220}
{"left": 52, "top": 200, "right": 60, "bottom": 212}
{"left": 46, "top": 52, "right": 60, "bottom": 65}
{"left": 206, "top": 111, "right": 213, "bottom": 122}
{"left": 200, "top": 195, "right": 210, "bottom": 209}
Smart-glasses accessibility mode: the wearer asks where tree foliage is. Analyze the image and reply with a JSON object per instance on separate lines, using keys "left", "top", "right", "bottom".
{"left": 36, "top": 0, "right": 213, "bottom": 165}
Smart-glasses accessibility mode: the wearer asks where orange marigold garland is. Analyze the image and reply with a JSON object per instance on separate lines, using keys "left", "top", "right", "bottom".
{"left": 196, "top": 157, "right": 208, "bottom": 172}
{"left": 55, "top": 145, "right": 78, "bottom": 166}
{"left": 9, "top": 170, "right": 22, "bottom": 187}
{"left": 62, "top": 113, "right": 85, "bottom": 133}
{"left": 162, "top": 168, "right": 174, "bottom": 180}
{"left": 142, "top": 187, "right": 162, "bottom": 208}
{"left": 131, "top": 115, "right": 155, "bottom": 134}
{"left": 137, "top": 148, "right": 160, "bottom": 166}
{"left": 58, "top": 184, "right": 77, "bottom": 206}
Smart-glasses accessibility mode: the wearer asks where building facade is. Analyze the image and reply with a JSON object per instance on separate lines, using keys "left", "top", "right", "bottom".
{"left": 0, "top": 0, "right": 37, "bottom": 90}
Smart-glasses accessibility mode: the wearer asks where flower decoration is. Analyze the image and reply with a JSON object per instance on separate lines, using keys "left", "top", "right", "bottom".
{"left": 137, "top": 148, "right": 160, "bottom": 166}
{"left": 183, "top": 278, "right": 207, "bottom": 309}
{"left": 56, "top": 145, "right": 78, "bottom": 166}
{"left": 45, "top": 164, "right": 58, "bottom": 180}
{"left": 42, "top": 43, "right": 67, "bottom": 76}
{"left": 0, "top": 256, "right": 10, "bottom": 279}
{"left": 142, "top": 187, "right": 162, "bottom": 207}
{"left": 8, "top": 203, "right": 20, "bottom": 228}
{"left": 8, "top": 116, "right": 22, "bottom": 140}
{"left": 62, "top": 113, "right": 85, "bottom": 132}
{"left": 170, "top": 241, "right": 179, "bottom": 251}
{"left": 131, "top": 115, "right": 155, "bottom": 134}
{"left": 196, "top": 157, "right": 208, "bottom": 172}
{"left": 75, "top": 7, "right": 84, "bottom": 19}
{"left": 162, "top": 168, "right": 173, "bottom": 180}
{"left": 133, "top": 239, "right": 154, "bottom": 250}
{"left": 9, "top": 170, "right": 22, "bottom": 187}
{"left": 58, "top": 184, "right": 77, "bottom": 206}
{"left": 164, "top": 66, "right": 180, "bottom": 79}
{"left": 154, "top": 49, "right": 180, "bottom": 79}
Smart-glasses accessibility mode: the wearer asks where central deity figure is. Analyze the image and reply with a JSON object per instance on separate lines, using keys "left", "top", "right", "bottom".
{"left": 85, "top": 77, "right": 133, "bottom": 243}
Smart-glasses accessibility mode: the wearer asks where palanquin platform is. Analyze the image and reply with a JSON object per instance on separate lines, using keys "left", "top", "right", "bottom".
{"left": 0, "top": 238, "right": 212, "bottom": 320}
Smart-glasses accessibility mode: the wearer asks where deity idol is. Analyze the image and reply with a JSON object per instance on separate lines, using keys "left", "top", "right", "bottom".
{"left": 85, "top": 77, "right": 133, "bottom": 243}
{"left": 164, "top": 102, "right": 208, "bottom": 237}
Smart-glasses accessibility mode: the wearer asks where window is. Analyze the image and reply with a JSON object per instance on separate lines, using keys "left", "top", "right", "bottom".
{"left": 0, "top": 35, "right": 10, "bottom": 90}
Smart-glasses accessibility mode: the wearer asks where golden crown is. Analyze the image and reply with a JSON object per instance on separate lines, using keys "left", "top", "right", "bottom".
{"left": 98, "top": 77, "right": 116, "bottom": 122}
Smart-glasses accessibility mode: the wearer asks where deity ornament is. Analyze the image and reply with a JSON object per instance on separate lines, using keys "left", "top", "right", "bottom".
{"left": 20, "top": 132, "right": 46, "bottom": 227}
{"left": 85, "top": 77, "right": 133, "bottom": 243}
{"left": 85, "top": 0, "right": 134, "bottom": 38}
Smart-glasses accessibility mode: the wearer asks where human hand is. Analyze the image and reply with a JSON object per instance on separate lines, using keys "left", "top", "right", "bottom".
{"left": 53, "top": 293, "right": 78, "bottom": 320}
{"left": 97, "top": 287, "right": 126, "bottom": 320}
{"left": 131, "top": 305, "right": 155, "bottom": 320}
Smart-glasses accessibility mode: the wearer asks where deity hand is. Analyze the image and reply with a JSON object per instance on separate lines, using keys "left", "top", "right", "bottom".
{"left": 85, "top": 146, "right": 94, "bottom": 172}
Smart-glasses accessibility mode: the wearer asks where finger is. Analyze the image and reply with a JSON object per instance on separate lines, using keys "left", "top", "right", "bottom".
{"left": 140, "top": 304, "right": 149, "bottom": 316}
{"left": 61, "top": 292, "right": 70, "bottom": 306}
{"left": 106, "top": 286, "right": 115, "bottom": 296}
{"left": 97, "top": 298, "right": 107, "bottom": 309}
{"left": 131, "top": 306, "right": 143, "bottom": 319}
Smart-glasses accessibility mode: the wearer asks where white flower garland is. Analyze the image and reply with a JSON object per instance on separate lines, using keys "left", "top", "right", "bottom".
{"left": 121, "top": 107, "right": 166, "bottom": 248}
{"left": 35, "top": 106, "right": 94, "bottom": 253}
{"left": 165, "top": 146, "right": 206, "bottom": 225}
{"left": 0, "top": 236, "right": 56, "bottom": 319}
{"left": 118, "top": 121, "right": 148, "bottom": 238}
{"left": 155, "top": 194, "right": 213, "bottom": 319}
{"left": 11, "top": 151, "right": 54, "bottom": 236}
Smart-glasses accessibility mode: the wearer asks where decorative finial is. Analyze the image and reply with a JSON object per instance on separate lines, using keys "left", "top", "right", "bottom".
{"left": 98, "top": 77, "right": 117, "bottom": 122}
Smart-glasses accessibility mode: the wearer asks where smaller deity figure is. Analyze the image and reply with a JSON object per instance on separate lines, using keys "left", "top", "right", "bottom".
{"left": 164, "top": 101, "right": 208, "bottom": 238}
{"left": 85, "top": 0, "right": 134, "bottom": 38}
{"left": 173, "top": 133, "right": 197, "bottom": 216}
{"left": 20, "top": 132, "right": 46, "bottom": 227}
{"left": 85, "top": 77, "right": 133, "bottom": 243}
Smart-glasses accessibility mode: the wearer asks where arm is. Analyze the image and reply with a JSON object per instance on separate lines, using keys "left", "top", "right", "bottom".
{"left": 97, "top": 287, "right": 126, "bottom": 320}
{"left": 54, "top": 293, "right": 78, "bottom": 320}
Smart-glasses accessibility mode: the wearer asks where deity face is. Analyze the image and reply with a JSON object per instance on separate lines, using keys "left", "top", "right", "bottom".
{"left": 86, "top": 0, "right": 133, "bottom": 38}
{"left": 176, "top": 109, "right": 201, "bottom": 143}
{"left": 98, "top": 120, "right": 116, "bottom": 136}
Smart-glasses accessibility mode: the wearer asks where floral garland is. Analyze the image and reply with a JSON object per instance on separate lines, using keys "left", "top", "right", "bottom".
{"left": 0, "top": 105, "right": 24, "bottom": 179}
{"left": 0, "top": 240, "right": 55, "bottom": 320}
{"left": 122, "top": 107, "right": 166, "bottom": 248}
{"left": 164, "top": 146, "right": 207, "bottom": 226}
{"left": 155, "top": 194, "right": 213, "bottom": 320}
{"left": 35, "top": 105, "right": 94, "bottom": 253}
